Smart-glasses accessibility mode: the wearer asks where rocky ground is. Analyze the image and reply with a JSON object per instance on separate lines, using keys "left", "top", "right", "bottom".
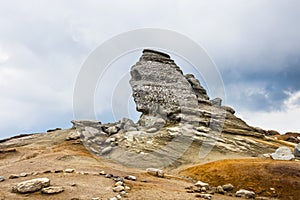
{"left": 0, "top": 128, "right": 299, "bottom": 200}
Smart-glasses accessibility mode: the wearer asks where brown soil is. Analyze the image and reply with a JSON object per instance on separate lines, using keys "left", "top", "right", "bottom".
{"left": 0, "top": 130, "right": 240, "bottom": 200}
{"left": 180, "top": 158, "right": 300, "bottom": 200}
{"left": 0, "top": 129, "right": 299, "bottom": 200}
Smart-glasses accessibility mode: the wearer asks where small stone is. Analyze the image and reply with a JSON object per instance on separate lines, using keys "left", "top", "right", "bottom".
{"left": 263, "top": 153, "right": 271, "bottom": 158}
{"left": 116, "top": 194, "right": 122, "bottom": 199}
{"left": 105, "top": 174, "right": 113, "bottom": 178}
{"left": 65, "top": 168, "right": 75, "bottom": 173}
{"left": 113, "top": 177, "right": 124, "bottom": 182}
{"left": 32, "top": 172, "right": 39, "bottom": 176}
{"left": 113, "top": 186, "right": 124, "bottom": 192}
{"left": 124, "top": 175, "right": 136, "bottom": 181}
{"left": 216, "top": 185, "right": 225, "bottom": 194}
{"left": 66, "top": 131, "right": 80, "bottom": 140}
{"left": 222, "top": 183, "right": 234, "bottom": 192}
{"left": 115, "top": 181, "right": 123, "bottom": 187}
{"left": 194, "top": 180, "right": 209, "bottom": 189}
{"left": 119, "top": 191, "right": 126, "bottom": 196}
{"left": 54, "top": 170, "right": 63, "bottom": 173}
{"left": 43, "top": 170, "right": 51, "bottom": 174}
{"left": 99, "top": 171, "right": 105, "bottom": 175}
{"left": 41, "top": 186, "right": 64, "bottom": 194}
{"left": 12, "top": 178, "right": 50, "bottom": 193}
{"left": 109, "top": 197, "right": 118, "bottom": 200}
{"left": 9, "top": 174, "right": 19, "bottom": 179}
{"left": 201, "top": 187, "right": 207, "bottom": 192}
{"left": 101, "top": 146, "right": 113, "bottom": 155}
{"left": 124, "top": 186, "right": 130, "bottom": 191}
{"left": 271, "top": 146, "right": 295, "bottom": 160}
{"left": 146, "top": 128, "right": 158, "bottom": 133}
{"left": 195, "top": 193, "right": 212, "bottom": 199}
{"left": 236, "top": 189, "right": 256, "bottom": 199}
{"left": 146, "top": 168, "right": 164, "bottom": 178}
{"left": 0, "top": 176, "right": 5, "bottom": 182}
{"left": 19, "top": 173, "right": 28, "bottom": 177}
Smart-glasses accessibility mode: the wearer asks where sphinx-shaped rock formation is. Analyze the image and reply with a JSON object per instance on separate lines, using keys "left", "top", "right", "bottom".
{"left": 72, "top": 49, "right": 285, "bottom": 168}
{"left": 130, "top": 49, "right": 263, "bottom": 137}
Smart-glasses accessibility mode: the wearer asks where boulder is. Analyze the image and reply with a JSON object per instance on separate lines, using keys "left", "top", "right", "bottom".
{"left": 222, "top": 183, "right": 234, "bottom": 192}
{"left": 294, "top": 143, "right": 300, "bottom": 157}
{"left": 236, "top": 189, "right": 255, "bottom": 198}
{"left": 146, "top": 168, "right": 164, "bottom": 178}
{"left": 124, "top": 175, "right": 136, "bottom": 181}
{"left": 271, "top": 146, "right": 295, "bottom": 160}
{"left": 113, "top": 186, "right": 124, "bottom": 192}
{"left": 0, "top": 176, "right": 5, "bottom": 182}
{"left": 194, "top": 180, "right": 209, "bottom": 189}
{"left": 12, "top": 178, "right": 50, "bottom": 193}
{"left": 216, "top": 185, "right": 225, "bottom": 194}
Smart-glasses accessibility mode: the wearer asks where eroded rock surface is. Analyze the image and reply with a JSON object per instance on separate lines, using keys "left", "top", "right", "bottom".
{"left": 12, "top": 178, "right": 50, "bottom": 193}
{"left": 71, "top": 49, "right": 286, "bottom": 168}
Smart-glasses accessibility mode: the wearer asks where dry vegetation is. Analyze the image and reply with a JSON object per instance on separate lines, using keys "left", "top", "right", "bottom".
{"left": 180, "top": 158, "right": 300, "bottom": 200}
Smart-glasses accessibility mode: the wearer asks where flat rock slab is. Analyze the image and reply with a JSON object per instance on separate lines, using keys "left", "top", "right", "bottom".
{"left": 41, "top": 186, "right": 64, "bottom": 194}
{"left": 12, "top": 178, "right": 50, "bottom": 193}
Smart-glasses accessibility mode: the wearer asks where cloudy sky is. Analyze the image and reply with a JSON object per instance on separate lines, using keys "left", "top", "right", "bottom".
{"left": 1, "top": 0, "right": 300, "bottom": 139}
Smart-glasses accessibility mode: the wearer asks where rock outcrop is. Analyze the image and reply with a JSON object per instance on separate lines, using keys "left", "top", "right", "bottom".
{"left": 130, "top": 49, "right": 264, "bottom": 137}
{"left": 73, "top": 49, "right": 291, "bottom": 168}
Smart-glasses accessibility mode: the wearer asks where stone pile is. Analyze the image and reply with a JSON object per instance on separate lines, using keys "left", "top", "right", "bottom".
{"left": 185, "top": 180, "right": 260, "bottom": 199}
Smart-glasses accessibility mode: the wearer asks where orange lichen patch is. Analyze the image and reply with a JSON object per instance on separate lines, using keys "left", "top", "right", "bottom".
{"left": 52, "top": 140, "right": 93, "bottom": 158}
{"left": 180, "top": 158, "right": 300, "bottom": 200}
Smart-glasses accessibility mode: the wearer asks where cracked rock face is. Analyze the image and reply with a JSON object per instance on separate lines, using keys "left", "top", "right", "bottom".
{"left": 130, "top": 49, "right": 200, "bottom": 123}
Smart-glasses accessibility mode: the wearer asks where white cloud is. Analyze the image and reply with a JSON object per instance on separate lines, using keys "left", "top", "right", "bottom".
{"left": 238, "top": 90, "right": 300, "bottom": 134}
{"left": 0, "top": 49, "right": 9, "bottom": 64}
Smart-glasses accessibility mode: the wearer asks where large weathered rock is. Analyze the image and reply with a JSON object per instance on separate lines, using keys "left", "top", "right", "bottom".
{"left": 271, "top": 146, "right": 295, "bottom": 160}
{"left": 130, "top": 49, "right": 199, "bottom": 123}
{"left": 12, "top": 178, "right": 50, "bottom": 193}
{"left": 72, "top": 49, "right": 273, "bottom": 168}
